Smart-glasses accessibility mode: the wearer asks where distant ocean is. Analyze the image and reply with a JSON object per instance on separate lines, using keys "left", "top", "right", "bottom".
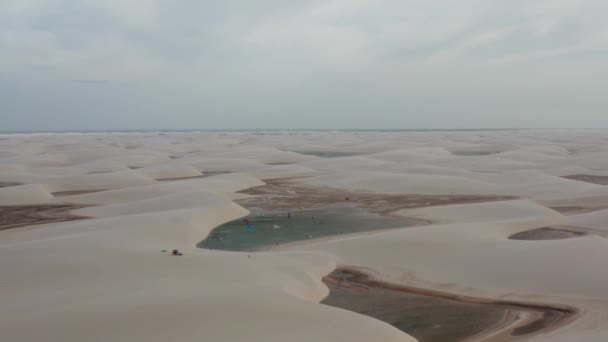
{"left": 0, "top": 128, "right": 526, "bottom": 134}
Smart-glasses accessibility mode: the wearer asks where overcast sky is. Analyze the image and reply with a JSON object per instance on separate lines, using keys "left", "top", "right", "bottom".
{"left": 2, "top": 0, "right": 608, "bottom": 131}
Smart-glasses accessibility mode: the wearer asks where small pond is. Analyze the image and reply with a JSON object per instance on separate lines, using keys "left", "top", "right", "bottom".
{"left": 198, "top": 204, "right": 420, "bottom": 251}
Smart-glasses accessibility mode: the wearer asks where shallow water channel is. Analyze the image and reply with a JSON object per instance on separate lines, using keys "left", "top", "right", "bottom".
{"left": 322, "top": 269, "right": 575, "bottom": 342}
{"left": 451, "top": 151, "right": 499, "bottom": 156}
{"left": 198, "top": 204, "right": 420, "bottom": 252}
{"left": 291, "top": 151, "right": 363, "bottom": 158}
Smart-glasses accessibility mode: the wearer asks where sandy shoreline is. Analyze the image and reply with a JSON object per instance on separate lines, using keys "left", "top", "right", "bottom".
{"left": 0, "top": 204, "right": 89, "bottom": 231}
{"left": 323, "top": 267, "right": 578, "bottom": 342}
{"left": 239, "top": 178, "right": 517, "bottom": 215}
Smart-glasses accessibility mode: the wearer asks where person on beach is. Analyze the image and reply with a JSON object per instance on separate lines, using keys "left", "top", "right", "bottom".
{"left": 287, "top": 213, "right": 291, "bottom": 219}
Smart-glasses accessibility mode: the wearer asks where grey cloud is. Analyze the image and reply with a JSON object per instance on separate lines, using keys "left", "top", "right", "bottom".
{"left": 1, "top": 0, "right": 608, "bottom": 131}
{"left": 68, "top": 79, "right": 117, "bottom": 84}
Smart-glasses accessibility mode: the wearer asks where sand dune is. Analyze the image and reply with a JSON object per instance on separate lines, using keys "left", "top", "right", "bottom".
{"left": 398, "top": 199, "right": 562, "bottom": 225}
{"left": 3, "top": 130, "right": 608, "bottom": 342}
{"left": 187, "top": 157, "right": 268, "bottom": 172}
{"left": 137, "top": 161, "right": 203, "bottom": 180}
{"left": 297, "top": 170, "right": 503, "bottom": 195}
{"left": 57, "top": 173, "right": 264, "bottom": 205}
{"left": 565, "top": 209, "right": 608, "bottom": 231}
{"left": 0, "top": 184, "right": 54, "bottom": 205}
{"left": 74, "top": 191, "right": 237, "bottom": 218}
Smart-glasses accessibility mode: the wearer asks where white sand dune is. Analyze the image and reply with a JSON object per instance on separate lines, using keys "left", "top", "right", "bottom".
{"left": 186, "top": 157, "right": 268, "bottom": 172}
{"left": 292, "top": 209, "right": 608, "bottom": 341}
{"left": 0, "top": 154, "right": 68, "bottom": 168}
{"left": 0, "top": 184, "right": 54, "bottom": 205}
{"left": 367, "top": 147, "right": 453, "bottom": 162}
{"left": 57, "top": 173, "right": 264, "bottom": 205}
{"left": 539, "top": 166, "right": 606, "bottom": 177}
{"left": 250, "top": 164, "right": 323, "bottom": 179}
{"left": 297, "top": 168, "right": 607, "bottom": 200}
{"left": 300, "top": 156, "right": 394, "bottom": 171}
{"left": 496, "top": 149, "right": 570, "bottom": 163}
{"left": 430, "top": 155, "right": 542, "bottom": 172}
{"left": 3, "top": 130, "right": 608, "bottom": 342}
{"left": 565, "top": 209, "right": 608, "bottom": 231}
{"left": 297, "top": 170, "right": 503, "bottom": 195}
{"left": 214, "top": 146, "right": 314, "bottom": 164}
{"left": 76, "top": 159, "right": 131, "bottom": 173}
{"left": 399, "top": 199, "right": 562, "bottom": 225}
{"left": 295, "top": 223, "right": 608, "bottom": 298}
{"left": 45, "top": 170, "right": 157, "bottom": 192}
{"left": 24, "top": 166, "right": 89, "bottom": 177}
{"left": 136, "top": 161, "right": 202, "bottom": 179}
{"left": 74, "top": 191, "right": 238, "bottom": 218}
{"left": 0, "top": 200, "right": 411, "bottom": 342}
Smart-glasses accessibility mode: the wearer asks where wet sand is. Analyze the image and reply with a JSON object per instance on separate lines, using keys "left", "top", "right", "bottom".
{"left": 549, "top": 206, "right": 608, "bottom": 215}
{"left": 240, "top": 178, "right": 516, "bottom": 215}
{"left": 290, "top": 151, "right": 364, "bottom": 158}
{"left": 0, "top": 204, "right": 89, "bottom": 230}
{"left": 52, "top": 189, "right": 107, "bottom": 197}
{"left": 509, "top": 227, "right": 585, "bottom": 240}
{"left": 451, "top": 151, "right": 499, "bottom": 156}
{"left": 322, "top": 268, "right": 577, "bottom": 342}
{"left": 550, "top": 206, "right": 586, "bottom": 215}
{"left": 156, "top": 171, "right": 232, "bottom": 181}
{"left": 562, "top": 175, "right": 608, "bottom": 185}
{"left": 0, "top": 182, "right": 21, "bottom": 188}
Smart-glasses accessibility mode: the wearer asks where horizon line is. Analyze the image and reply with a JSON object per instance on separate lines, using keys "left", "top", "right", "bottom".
{"left": 2, "top": 128, "right": 607, "bottom": 134}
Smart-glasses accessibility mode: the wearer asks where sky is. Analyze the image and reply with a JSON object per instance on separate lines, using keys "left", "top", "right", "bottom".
{"left": 1, "top": 0, "right": 608, "bottom": 131}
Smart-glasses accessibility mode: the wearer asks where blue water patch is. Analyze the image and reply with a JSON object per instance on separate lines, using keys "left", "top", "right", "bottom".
{"left": 198, "top": 205, "right": 420, "bottom": 251}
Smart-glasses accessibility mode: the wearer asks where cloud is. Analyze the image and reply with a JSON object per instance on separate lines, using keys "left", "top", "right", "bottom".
{"left": 1, "top": 0, "right": 608, "bottom": 130}
{"left": 68, "top": 79, "right": 117, "bottom": 84}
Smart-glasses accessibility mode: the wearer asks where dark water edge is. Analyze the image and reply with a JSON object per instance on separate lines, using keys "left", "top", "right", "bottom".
{"left": 290, "top": 151, "right": 364, "bottom": 158}
{"left": 322, "top": 269, "right": 576, "bottom": 342}
{"left": 451, "top": 151, "right": 499, "bottom": 156}
{"left": 323, "top": 271, "right": 506, "bottom": 342}
{"left": 509, "top": 227, "right": 584, "bottom": 240}
{"left": 562, "top": 174, "right": 608, "bottom": 185}
{"left": 198, "top": 205, "right": 420, "bottom": 251}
